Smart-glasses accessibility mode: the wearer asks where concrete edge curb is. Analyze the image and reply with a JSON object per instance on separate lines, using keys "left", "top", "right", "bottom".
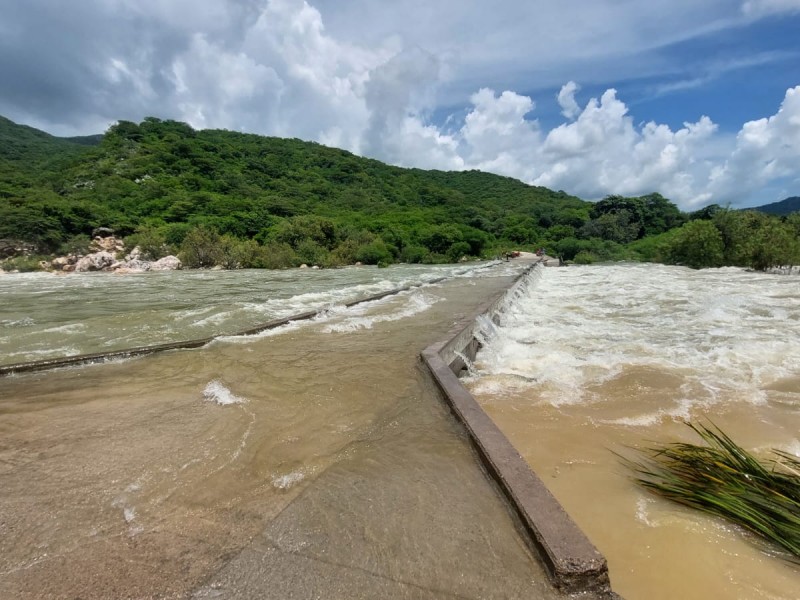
{"left": 420, "top": 263, "right": 616, "bottom": 597}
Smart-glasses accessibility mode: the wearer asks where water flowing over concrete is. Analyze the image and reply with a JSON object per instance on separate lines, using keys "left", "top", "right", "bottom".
{"left": 421, "top": 263, "right": 615, "bottom": 596}
{"left": 467, "top": 263, "right": 800, "bottom": 600}
{"left": 0, "top": 267, "right": 570, "bottom": 599}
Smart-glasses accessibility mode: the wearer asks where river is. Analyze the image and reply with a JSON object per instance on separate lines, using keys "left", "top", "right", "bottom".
{"left": 3, "top": 261, "right": 798, "bottom": 599}
{"left": 0, "top": 262, "right": 566, "bottom": 599}
{"left": 0, "top": 263, "right": 495, "bottom": 365}
{"left": 468, "top": 263, "right": 800, "bottom": 600}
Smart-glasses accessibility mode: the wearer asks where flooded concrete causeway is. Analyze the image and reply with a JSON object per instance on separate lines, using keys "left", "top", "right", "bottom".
{"left": 1, "top": 272, "right": 572, "bottom": 599}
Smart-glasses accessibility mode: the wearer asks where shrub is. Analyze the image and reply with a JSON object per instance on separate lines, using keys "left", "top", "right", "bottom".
{"left": 447, "top": 241, "right": 472, "bottom": 262}
{"left": 295, "top": 239, "right": 328, "bottom": 266}
{"left": 260, "top": 242, "right": 299, "bottom": 269}
{"left": 572, "top": 251, "right": 597, "bottom": 264}
{"left": 125, "top": 226, "right": 170, "bottom": 260}
{"left": 399, "top": 244, "right": 428, "bottom": 264}
{"left": 179, "top": 225, "right": 222, "bottom": 268}
{"left": 59, "top": 234, "right": 92, "bottom": 256}
{"left": 354, "top": 239, "right": 392, "bottom": 265}
{"left": 2, "top": 255, "right": 48, "bottom": 272}
{"left": 664, "top": 220, "right": 724, "bottom": 269}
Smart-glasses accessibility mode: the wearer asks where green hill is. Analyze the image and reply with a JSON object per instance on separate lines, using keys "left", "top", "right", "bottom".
{"left": 6, "top": 115, "right": 779, "bottom": 271}
{"left": 0, "top": 115, "right": 100, "bottom": 168}
{"left": 752, "top": 196, "right": 800, "bottom": 216}
{"left": 0, "top": 116, "right": 597, "bottom": 265}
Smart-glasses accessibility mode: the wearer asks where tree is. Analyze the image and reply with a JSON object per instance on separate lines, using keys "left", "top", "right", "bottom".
{"left": 712, "top": 209, "right": 758, "bottom": 266}
{"left": 179, "top": 225, "right": 222, "bottom": 268}
{"left": 665, "top": 220, "right": 724, "bottom": 269}
{"left": 639, "top": 193, "right": 684, "bottom": 235}
{"left": 580, "top": 210, "right": 640, "bottom": 244}
{"left": 750, "top": 220, "right": 800, "bottom": 271}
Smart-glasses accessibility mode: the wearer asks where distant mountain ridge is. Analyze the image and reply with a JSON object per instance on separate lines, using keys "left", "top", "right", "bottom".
{"left": 751, "top": 196, "right": 800, "bottom": 216}
{"left": 0, "top": 115, "right": 102, "bottom": 170}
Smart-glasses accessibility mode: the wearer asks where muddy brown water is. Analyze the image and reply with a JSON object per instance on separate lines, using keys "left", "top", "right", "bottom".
{"left": 468, "top": 264, "right": 800, "bottom": 600}
{"left": 0, "top": 274, "right": 563, "bottom": 599}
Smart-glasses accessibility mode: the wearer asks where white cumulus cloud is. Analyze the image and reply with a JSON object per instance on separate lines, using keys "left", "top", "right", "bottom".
{"left": 2, "top": 0, "right": 798, "bottom": 208}
{"left": 557, "top": 81, "right": 581, "bottom": 120}
{"left": 742, "top": 0, "right": 800, "bottom": 17}
{"left": 370, "top": 82, "right": 797, "bottom": 210}
{"left": 709, "top": 85, "right": 800, "bottom": 199}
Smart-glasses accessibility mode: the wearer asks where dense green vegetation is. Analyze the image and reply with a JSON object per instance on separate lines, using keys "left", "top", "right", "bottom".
{"left": 625, "top": 423, "right": 800, "bottom": 561}
{"left": 1, "top": 115, "right": 798, "bottom": 270}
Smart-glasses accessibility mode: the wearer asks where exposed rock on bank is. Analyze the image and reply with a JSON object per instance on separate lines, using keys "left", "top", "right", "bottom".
{"left": 48, "top": 236, "right": 182, "bottom": 273}
{"left": 112, "top": 249, "right": 182, "bottom": 273}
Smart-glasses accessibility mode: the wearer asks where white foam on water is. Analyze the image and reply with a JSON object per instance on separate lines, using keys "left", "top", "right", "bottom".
{"left": 599, "top": 402, "right": 692, "bottom": 428}
{"left": 39, "top": 323, "right": 86, "bottom": 334}
{"left": 245, "top": 282, "right": 405, "bottom": 321}
{"left": 203, "top": 380, "right": 246, "bottom": 405}
{"left": 175, "top": 305, "right": 218, "bottom": 320}
{"left": 1, "top": 317, "right": 35, "bottom": 328}
{"left": 6, "top": 346, "right": 82, "bottom": 360}
{"left": 472, "top": 263, "right": 800, "bottom": 416}
{"left": 230, "top": 406, "right": 256, "bottom": 462}
{"left": 123, "top": 507, "right": 136, "bottom": 523}
{"left": 321, "top": 291, "right": 440, "bottom": 333}
{"left": 271, "top": 470, "right": 305, "bottom": 490}
{"left": 213, "top": 318, "right": 310, "bottom": 344}
{"left": 635, "top": 497, "right": 656, "bottom": 527}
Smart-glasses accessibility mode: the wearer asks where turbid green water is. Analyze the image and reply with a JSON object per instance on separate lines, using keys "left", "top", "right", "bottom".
{"left": 0, "top": 263, "right": 502, "bottom": 365}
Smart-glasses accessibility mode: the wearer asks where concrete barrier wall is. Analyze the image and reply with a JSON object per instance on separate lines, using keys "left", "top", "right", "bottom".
{"left": 421, "top": 263, "right": 618, "bottom": 597}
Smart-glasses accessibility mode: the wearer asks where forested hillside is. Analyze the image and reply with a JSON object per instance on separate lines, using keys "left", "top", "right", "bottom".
{"left": 1, "top": 116, "right": 798, "bottom": 271}
{"left": 753, "top": 196, "right": 800, "bottom": 216}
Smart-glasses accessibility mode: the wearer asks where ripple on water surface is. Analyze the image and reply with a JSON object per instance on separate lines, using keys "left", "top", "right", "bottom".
{"left": 0, "top": 263, "right": 501, "bottom": 365}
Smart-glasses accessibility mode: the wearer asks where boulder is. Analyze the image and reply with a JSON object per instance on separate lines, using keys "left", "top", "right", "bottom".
{"left": 51, "top": 256, "right": 74, "bottom": 269}
{"left": 150, "top": 256, "right": 182, "bottom": 271}
{"left": 74, "top": 251, "right": 115, "bottom": 272}
{"left": 92, "top": 227, "right": 115, "bottom": 238}
{"left": 91, "top": 235, "right": 124, "bottom": 253}
{"left": 113, "top": 259, "right": 152, "bottom": 272}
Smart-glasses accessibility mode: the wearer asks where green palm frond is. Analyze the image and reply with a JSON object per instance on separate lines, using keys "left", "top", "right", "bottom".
{"left": 623, "top": 423, "right": 800, "bottom": 560}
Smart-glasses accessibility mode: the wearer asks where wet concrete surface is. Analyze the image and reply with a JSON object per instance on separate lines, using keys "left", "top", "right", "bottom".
{"left": 2, "top": 271, "right": 572, "bottom": 599}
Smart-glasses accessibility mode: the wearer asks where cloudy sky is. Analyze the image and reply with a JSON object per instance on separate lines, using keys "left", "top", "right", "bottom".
{"left": 2, "top": 0, "right": 799, "bottom": 209}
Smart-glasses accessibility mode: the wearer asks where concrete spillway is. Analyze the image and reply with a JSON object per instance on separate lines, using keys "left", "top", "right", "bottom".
{"left": 1, "top": 266, "right": 619, "bottom": 599}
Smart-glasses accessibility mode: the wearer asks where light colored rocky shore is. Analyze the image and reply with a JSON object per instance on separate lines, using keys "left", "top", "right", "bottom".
{"left": 44, "top": 235, "right": 182, "bottom": 274}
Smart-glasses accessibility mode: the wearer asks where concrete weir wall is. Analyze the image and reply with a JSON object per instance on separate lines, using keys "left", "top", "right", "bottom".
{"left": 420, "top": 263, "right": 617, "bottom": 597}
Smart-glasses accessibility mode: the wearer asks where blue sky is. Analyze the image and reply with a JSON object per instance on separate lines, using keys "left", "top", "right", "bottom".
{"left": 0, "top": 0, "right": 798, "bottom": 209}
